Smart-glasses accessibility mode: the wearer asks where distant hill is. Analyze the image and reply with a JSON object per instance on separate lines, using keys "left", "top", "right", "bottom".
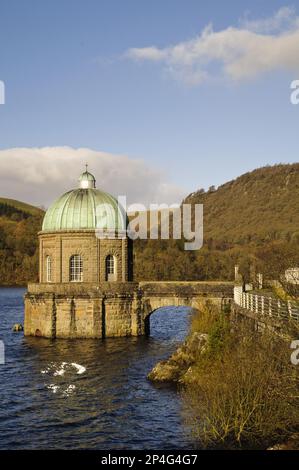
{"left": 0, "top": 197, "right": 44, "bottom": 217}
{"left": 0, "top": 199, "right": 44, "bottom": 286}
{"left": 183, "top": 163, "right": 299, "bottom": 245}
{"left": 134, "top": 164, "right": 299, "bottom": 282}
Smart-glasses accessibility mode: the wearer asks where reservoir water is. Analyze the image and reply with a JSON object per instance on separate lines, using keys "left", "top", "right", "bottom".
{"left": 0, "top": 287, "right": 194, "bottom": 449}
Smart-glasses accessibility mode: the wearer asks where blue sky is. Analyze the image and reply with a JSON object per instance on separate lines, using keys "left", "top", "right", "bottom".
{"left": 0, "top": 0, "right": 299, "bottom": 205}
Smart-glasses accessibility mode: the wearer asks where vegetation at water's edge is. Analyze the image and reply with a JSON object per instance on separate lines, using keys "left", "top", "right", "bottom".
{"left": 182, "top": 304, "right": 299, "bottom": 449}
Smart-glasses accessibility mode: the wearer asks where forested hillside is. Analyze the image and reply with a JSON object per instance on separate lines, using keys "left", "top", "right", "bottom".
{"left": 0, "top": 198, "right": 43, "bottom": 285}
{"left": 184, "top": 163, "right": 299, "bottom": 245}
{"left": 134, "top": 164, "right": 299, "bottom": 281}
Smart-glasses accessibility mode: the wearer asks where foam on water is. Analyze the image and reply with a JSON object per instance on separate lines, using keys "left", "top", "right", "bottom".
{"left": 41, "top": 362, "right": 86, "bottom": 377}
{"left": 47, "top": 384, "right": 59, "bottom": 394}
{"left": 71, "top": 363, "right": 86, "bottom": 375}
{"left": 62, "top": 385, "right": 76, "bottom": 396}
{"left": 53, "top": 362, "right": 68, "bottom": 376}
{"left": 41, "top": 362, "right": 85, "bottom": 395}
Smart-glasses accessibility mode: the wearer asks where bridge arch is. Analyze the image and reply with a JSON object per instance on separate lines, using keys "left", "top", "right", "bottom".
{"left": 141, "top": 296, "right": 211, "bottom": 336}
{"left": 145, "top": 305, "right": 194, "bottom": 340}
{"left": 138, "top": 282, "right": 233, "bottom": 336}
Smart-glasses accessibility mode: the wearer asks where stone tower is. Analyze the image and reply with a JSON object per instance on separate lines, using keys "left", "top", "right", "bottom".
{"left": 24, "top": 168, "right": 138, "bottom": 339}
{"left": 39, "top": 168, "right": 132, "bottom": 284}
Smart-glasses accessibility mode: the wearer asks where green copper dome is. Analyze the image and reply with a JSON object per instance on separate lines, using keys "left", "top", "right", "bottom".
{"left": 42, "top": 169, "right": 127, "bottom": 232}
{"left": 78, "top": 170, "right": 96, "bottom": 189}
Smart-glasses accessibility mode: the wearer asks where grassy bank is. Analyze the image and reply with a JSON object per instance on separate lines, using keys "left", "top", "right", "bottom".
{"left": 182, "top": 304, "right": 299, "bottom": 449}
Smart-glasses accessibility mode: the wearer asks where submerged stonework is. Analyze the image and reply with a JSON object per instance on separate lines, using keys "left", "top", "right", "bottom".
{"left": 24, "top": 168, "right": 233, "bottom": 339}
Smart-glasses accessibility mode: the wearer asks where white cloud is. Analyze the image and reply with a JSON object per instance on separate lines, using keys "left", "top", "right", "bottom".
{"left": 240, "top": 6, "right": 296, "bottom": 33}
{"left": 125, "top": 7, "right": 299, "bottom": 85}
{"left": 0, "top": 147, "right": 186, "bottom": 208}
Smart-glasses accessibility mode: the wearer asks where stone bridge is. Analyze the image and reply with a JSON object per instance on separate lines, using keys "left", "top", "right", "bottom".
{"left": 24, "top": 281, "right": 234, "bottom": 338}
{"left": 139, "top": 281, "right": 233, "bottom": 334}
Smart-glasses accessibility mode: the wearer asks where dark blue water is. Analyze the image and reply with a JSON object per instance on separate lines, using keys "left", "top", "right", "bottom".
{"left": 0, "top": 288, "right": 194, "bottom": 449}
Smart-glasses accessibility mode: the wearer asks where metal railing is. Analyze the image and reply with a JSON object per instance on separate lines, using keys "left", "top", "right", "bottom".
{"left": 234, "top": 286, "right": 299, "bottom": 321}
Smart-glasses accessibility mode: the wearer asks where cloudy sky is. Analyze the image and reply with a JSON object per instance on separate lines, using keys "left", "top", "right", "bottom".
{"left": 0, "top": 0, "right": 299, "bottom": 207}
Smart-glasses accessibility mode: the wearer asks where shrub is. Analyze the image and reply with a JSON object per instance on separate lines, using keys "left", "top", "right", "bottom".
{"left": 191, "top": 302, "right": 231, "bottom": 356}
{"left": 183, "top": 316, "right": 299, "bottom": 449}
{"left": 190, "top": 303, "right": 220, "bottom": 335}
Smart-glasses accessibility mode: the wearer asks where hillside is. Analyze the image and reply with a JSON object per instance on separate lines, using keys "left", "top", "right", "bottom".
{"left": 184, "top": 163, "right": 299, "bottom": 245}
{"left": 0, "top": 163, "right": 298, "bottom": 285}
{"left": 134, "top": 164, "right": 299, "bottom": 281}
{"left": 0, "top": 197, "right": 44, "bottom": 217}
{"left": 0, "top": 199, "right": 44, "bottom": 285}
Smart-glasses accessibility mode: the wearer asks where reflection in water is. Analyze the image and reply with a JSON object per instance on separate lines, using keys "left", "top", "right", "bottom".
{"left": 0, "top": 288, "right": 194, "bottom": 449}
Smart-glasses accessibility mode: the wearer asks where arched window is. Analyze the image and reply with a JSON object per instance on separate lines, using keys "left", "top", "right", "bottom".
{"left": 46, "top": 256, "right": 52, "bottom": 283}
{"left": 105, "top": 255, "right": 116, "bottom": 281}
{"left": 70, "top": 255, "right": 83, "bottom": 282}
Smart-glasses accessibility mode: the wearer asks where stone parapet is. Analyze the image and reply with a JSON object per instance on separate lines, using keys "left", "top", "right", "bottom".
{"left": 27, "top": 282, "right": 139, "bottom": 295}
{"left": 139, "top": 281, "right": 234, "bottom": 297}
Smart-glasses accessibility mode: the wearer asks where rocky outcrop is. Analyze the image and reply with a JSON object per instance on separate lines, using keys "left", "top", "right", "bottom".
{"left": 12, "top": 323, "right": 23, "bottom": 332}
{"left": 267, "top": 434, "right": 299, "bottom": 450}
{"left": 147, "top": 332, "right": 208, "bottom": 384}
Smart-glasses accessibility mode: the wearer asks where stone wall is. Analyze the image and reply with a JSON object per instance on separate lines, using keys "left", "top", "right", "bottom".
{"left": 24, "top": 281, "right": 233, "bottom": 339}
{"left": 39, "top": 230, "right": 132, "bottom": 284}
{"left": 24, "top": 293, "right": 55, "bottom": 338}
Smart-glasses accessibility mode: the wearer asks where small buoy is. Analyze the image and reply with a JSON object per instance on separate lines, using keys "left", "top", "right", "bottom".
{"left": 12, "top": 323, "right": 23, "bottom": 332}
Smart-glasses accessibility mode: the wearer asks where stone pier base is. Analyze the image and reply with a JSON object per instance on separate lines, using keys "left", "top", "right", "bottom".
{"left": 24, "top": 283, "right": 143, "bottom": 339}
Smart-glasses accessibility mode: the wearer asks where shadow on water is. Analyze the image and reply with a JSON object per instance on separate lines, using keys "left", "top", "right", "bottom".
{"left": 0, "top": 288, "right": 194, "bottom": 449}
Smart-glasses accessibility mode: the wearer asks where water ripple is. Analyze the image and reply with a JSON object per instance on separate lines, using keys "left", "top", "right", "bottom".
{"left": 0, "top": 287, "right": 194, "bottom": 449}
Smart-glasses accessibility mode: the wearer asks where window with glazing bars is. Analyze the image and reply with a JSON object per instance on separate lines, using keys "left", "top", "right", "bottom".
{"left": 70, "top": 254, "right": 83, "bottom": 282}
{"left": 106, "top": 255, "right": 115, "bottom": 275}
